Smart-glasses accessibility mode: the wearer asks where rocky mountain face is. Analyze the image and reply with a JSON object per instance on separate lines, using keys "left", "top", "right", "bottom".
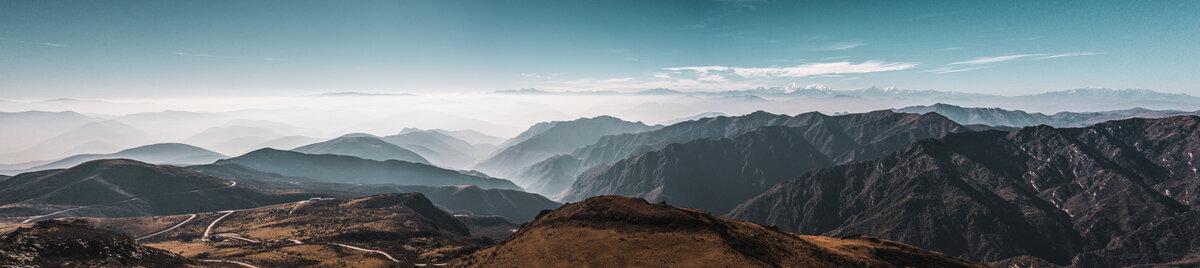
{"left": 559, "top": 110, "right": 968, "bottom": 214}
{"left": 453, "top": 195, "right": 982, "bottom": 267}
{"left": 0, "top": 219, "right": 192, "bottom": 267}
{"left": 0, "top": 159, "right": 322, "bottom": 219}
{"left": 219, "top": 148, "right": 522, "bottom": 190}
{"left": 567, "top": 110, "right": 963, "bottom": 175}
{"left": 475, "top": 115, "right": 660, "bottom": 182}
{"left": 292, "top": 135, "right": 430, "bottom": 164}
{"left": 896, "top": 103, "right": 1200, "bottom": 128}
{"left": 727, "top": 116, "right": 1200, "bottom": 267}
{"left": 26, "top": 143, "right": 226, "bottom": 172}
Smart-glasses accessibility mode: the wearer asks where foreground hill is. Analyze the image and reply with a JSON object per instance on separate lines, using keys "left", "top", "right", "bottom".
{"left": 190, "top": 162, "right": 560, "bottom": 222}
{"left": 896, "top": 103, "right": 1200, "bottom": 128}
{"left": 454, "top": 195, "right": 981, "bottom": 267}
{"left": 0, "top": 159, "right": 322, "bottom": 220}
{"left": 292, "top": 134, "right": 430, "bottom": 164}
{"left": 559, "top": 110, "right": 968, "bottom": 212}
{"left": 728, "top": 116, "right": 1200, "bottom": 266}
{"left": 0, "top": 219, "right": 192, "bottom": 267}
{"left": 25, "top": 143, "right": 226, "bottom": 172}
{"left": 89, "top": 193, "right": 493, "bottom": 266}
{"left": 475, "top": 116, "right": 660, "bottom": 181}
{"left": 219, "top": 148, "right": 522, "bottom": 190}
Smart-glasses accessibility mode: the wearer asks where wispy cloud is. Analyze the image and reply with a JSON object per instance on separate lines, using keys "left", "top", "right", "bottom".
{"left": 932, "top": 51, "right": 1102, "bottom": 74}
{"left": 949, "top": 54, "right": 1038, "bottom": 65}
{"left": 669, "top": 60, "right": 918, "bottom": 79}
{"left": 927, "top": 66, "right": 989, "bottom": 74}
{"left": 1, "top": 37, "right": 67, "bottom": 47}
{"left": 1036, "top": 52, "right": 1103, "bottom": 59}
{"left": 815, "top": 41, "right": 866, "bottom": 51}
{"left": 174, "top": 52, "right": 230, "bottom": 58}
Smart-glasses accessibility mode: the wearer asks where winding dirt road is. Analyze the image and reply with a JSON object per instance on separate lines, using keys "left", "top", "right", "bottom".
{"left": 136, "top": 214, "right": 197, "bottom": 241}
{"left": 201, "top": 210, "right": 236, "bottom": 242}
{"left": 329, "top": 242, "right": 400, "bottom": 262}
{"left": 199, "top": 259, "right": 261, "bottom": 268}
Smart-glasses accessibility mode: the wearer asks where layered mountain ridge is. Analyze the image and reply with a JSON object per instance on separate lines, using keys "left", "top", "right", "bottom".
{"left": 728, "top": 116, "right": 1200, "bottom": 266}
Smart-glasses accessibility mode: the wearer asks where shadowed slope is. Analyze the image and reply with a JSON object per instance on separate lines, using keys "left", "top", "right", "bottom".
{"left": 454, "top": 195, "right": 982, "bottom": 267}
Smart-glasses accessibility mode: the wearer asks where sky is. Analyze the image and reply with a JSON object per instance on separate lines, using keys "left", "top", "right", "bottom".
{"left": 1, "top": 0, "right": 1198, "bottom": 98}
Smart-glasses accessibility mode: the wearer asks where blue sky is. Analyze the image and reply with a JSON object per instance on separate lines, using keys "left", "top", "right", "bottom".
{"left": 1, "top": 0, "right": 1197, "bottom": 98}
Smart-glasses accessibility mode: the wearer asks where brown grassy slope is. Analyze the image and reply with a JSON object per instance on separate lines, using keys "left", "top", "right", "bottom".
{"left": 120, "top": 193, "right": 488, "bottom": 266}
{"left": 455, "top": 195, "right": 983, "bottom": 268}
{"left": 0, "top": 219, "right": 193, "bottom": 267}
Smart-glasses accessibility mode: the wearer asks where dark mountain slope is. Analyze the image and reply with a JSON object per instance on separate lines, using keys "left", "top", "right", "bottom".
{"left": 292, "top": 135, "right": 430, "bottom": 164}
{"left": 562, "top": 126, "right": 834, "bottom": 213}
{"left": 190, "top": 162, "right": 560, "bottom": 222}
{"left": 0, "top": 159, "right": 321, "bottom": 219}
{"left": 27, "top": 143, "right": 226, "bottom": 171}
{"left": 454, "top": 195, "right": 981, "bottom": 267}
{"left": 0, "top": 219, "right": 191, "bottom": 267}
{"left": 728, "top": 116, "right": 1200, "bottom": 266}
{"left": 219, "top": 148, "right": 522, "bottom": 190}
{"left": 560, "top": 110, "right": 968, "bottom": 214}
{"left": 474, "top": 116, "right": 659, "bottom": 180}
{"left": 569, "top": 110, "right": 966, "bottom": 175}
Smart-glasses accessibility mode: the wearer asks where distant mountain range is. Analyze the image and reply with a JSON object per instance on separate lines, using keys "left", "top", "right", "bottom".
{"left": 496, "top": 87, "right": 1198, "bottom": 102}
{"left": 474, "top": 116, "right": 661, "bottom": 183}
{"left": 727, "top": 116, "right": 1200, "bottom": 266}
{"left": 23, "top": 143, "right": 226, "bottom": 172}
{"left": 896, "top": 103, "right": 1200, "bottom": 127}
{"left": 383, "top": 129, "right": 489, "bottom": 169}
{"left": 454, "top": 195, "right": 981, "bottom": 267}
{"left": 292, "top": 135, "right": 431, "bottom": 164}
{"left": 496, "top": 87, "right": 1200, "bottom": 112}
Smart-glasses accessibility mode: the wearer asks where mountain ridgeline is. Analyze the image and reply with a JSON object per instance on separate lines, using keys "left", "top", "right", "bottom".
{"left": 895, "top": 103, "right": 1200, "bottom": 128}
{"left": 474, "top": 115, "right": 660, "bottom": 182}
{"left": 728, "top": 116, "right": 1200, "bottom": 267}
{"left": 292, "top": 134, "right": 431, "bottom": 164}
{"left": 0, "top": 159, "right": 323, "bottom": 219}
{"left": 25, "top": 143, "right": 226, "bottom": 172}
{"left": 217, "top": 148, "right": 522, "bottom": 190}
